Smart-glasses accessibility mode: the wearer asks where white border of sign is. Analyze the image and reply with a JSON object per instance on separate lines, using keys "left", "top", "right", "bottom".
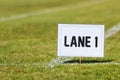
{"left": 58, "top": 24, "right": 104, "bottom": 57}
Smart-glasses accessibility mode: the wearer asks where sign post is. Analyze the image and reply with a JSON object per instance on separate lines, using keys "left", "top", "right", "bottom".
{"left": 57, "top": 24, "right": 104, "bottom": 59}
{"left": 80, "top": 57, "right": 82, "bottom": 64}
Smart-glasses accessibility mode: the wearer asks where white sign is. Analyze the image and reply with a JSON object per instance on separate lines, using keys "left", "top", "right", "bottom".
{"left": 58, "top": 24, "right": 104, "bottom": 57}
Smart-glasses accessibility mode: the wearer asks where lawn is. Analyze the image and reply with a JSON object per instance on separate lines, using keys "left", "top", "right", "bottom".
{"left": 0, "top": 0, "right": 120, "bottom": 80}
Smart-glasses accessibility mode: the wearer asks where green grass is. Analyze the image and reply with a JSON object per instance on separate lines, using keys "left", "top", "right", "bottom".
{"left": 0, "top": 0, "right": 86, "bottom": 17}
{"left": 0, "top": 0, "right": 120, "bottom": 80}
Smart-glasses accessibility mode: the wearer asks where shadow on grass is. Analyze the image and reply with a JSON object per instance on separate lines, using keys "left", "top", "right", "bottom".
{"left": 63, "top": 59, "right": 112, "bottom": 64}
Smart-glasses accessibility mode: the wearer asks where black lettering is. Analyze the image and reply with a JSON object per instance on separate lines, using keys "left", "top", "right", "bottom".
{"left": 86, "top": 36, "right": 91, "bottom": 47}
{"left": 78, "top": 36, "right": 84, "bottom": 47}
{"left": 64, "top": 36, "right": 69, "bottom": 47}
{"left": 70, "top": 36, "right": 77, "bottom": 47}
{"left": 95, "top": 36, "right": 98, "bottom": 48}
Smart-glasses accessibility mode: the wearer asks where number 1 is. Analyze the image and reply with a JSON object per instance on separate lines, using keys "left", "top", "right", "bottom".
{"left": 95, "top": 37, "right": 98, "bottom": 47}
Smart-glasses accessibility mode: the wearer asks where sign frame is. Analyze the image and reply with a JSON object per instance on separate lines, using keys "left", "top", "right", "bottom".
{"left": 57, "top": 24, "right": 104, "bottom": 57}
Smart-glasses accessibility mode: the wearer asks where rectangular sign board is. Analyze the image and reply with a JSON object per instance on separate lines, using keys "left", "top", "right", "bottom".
{"left": 58, "top": 24, "right": 104, "bottom": 57}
